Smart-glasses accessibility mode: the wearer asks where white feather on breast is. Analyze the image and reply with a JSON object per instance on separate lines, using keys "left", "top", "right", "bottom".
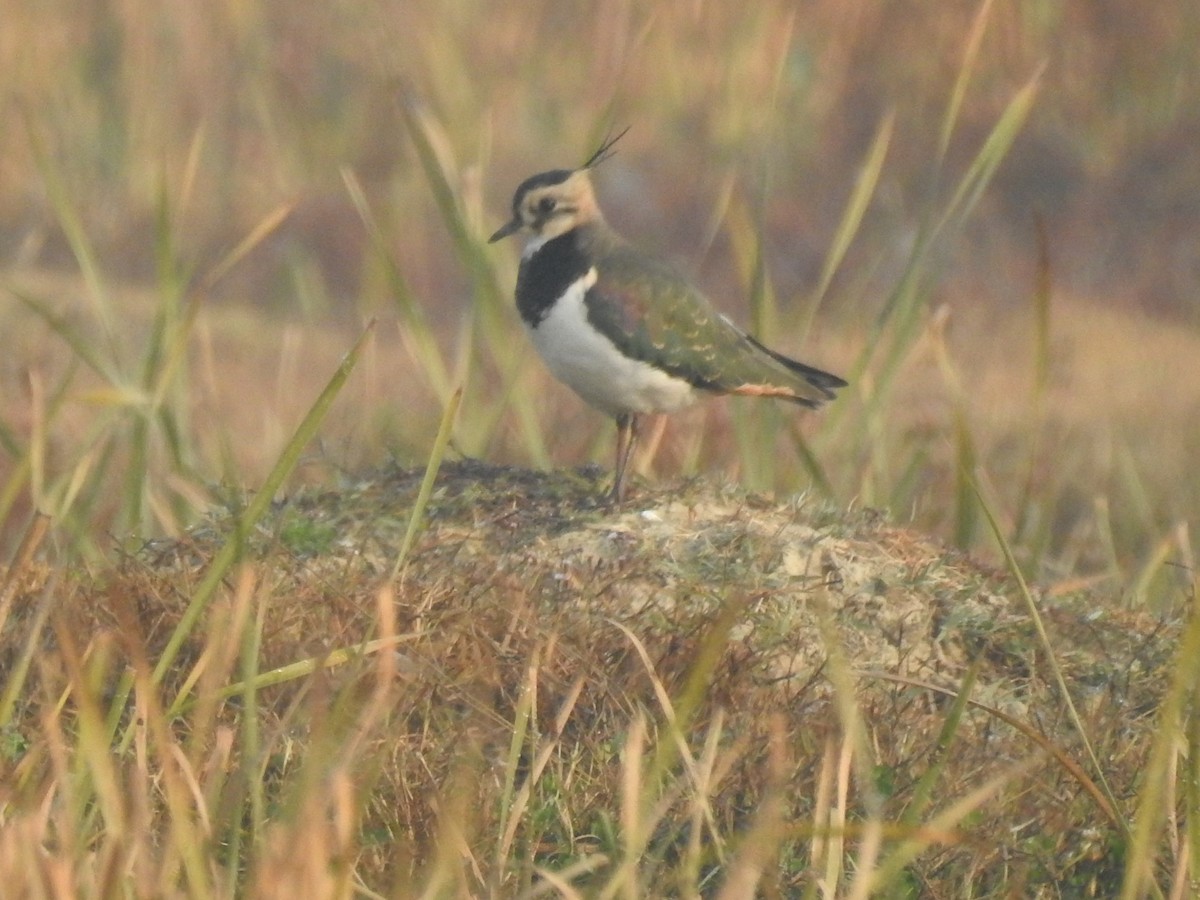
{"left": 526, "top": 267, "right": 698, "bottom": 417}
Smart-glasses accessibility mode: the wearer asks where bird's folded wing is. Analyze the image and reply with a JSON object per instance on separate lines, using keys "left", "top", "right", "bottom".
{"left": 582, "top": 247, "right": 840, "bottom": 405}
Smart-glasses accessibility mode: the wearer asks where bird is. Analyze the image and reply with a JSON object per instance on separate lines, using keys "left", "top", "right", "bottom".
{"left": 489, "top": 130, "right": 847, "bottom": 502}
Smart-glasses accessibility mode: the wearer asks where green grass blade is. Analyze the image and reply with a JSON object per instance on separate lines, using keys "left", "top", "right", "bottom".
{"left": 391, "top": 385, "right": 463, "bottom": 580}
{"left": 933, "top": 69, "right": 1043, "bottom": 242}
{"left": 8, "top": 287, "right": 123, "bottom": 385}
{"left": 863, "top": 669, "right": 1123, "bottom": 827}
{"left": 1031, "top": 215, "right": 1053, "bottom": 403}
{"left": 937, "top": 0, "right": 996, "bottom": 162}
{"left": 951, "top": 411, "right": 979, "bottom": 550}
{"left": 494, "top": 649, "right": 537, "bottom": 881}
{"left": 901, "top": 659, "right": 981, "bottom": 827}
{"left": 399, "top": 93, "right": 548, "bottom": 465}
{"left": 150, "top": 320, "right": 377, "bottom": 690}
{"left": 0, "top": 587, "right": 55, "bottom": 726}
{"left": 24, "top": 114, "right": 116, "bottom": 342}
{"left": 399, "top": 94, "right": 506, "bottom": 317}
{"left": 0, "top": 358, "right": 79, "bottom": 529}
{"left": 805, "top": 110, "right": 895, "bottom": 326}
{"left": 242, "top": 581, "right": 268, "bottom": 851}
{"left": 930, "top": 312, "right": 981, "bottom": 549}
{"left": 971, "top": 474, "right": 1129, "bottom": 840}
{"left": 169, "top": 634, "right": 414, "bottom": 716}
{"left": 1013, "top": 216, "right": 1054, "bottom": 552}
{"left": 1189, "top": 691, "right": 1200, "bottom": 900}
{"left": 1118, "top": 579, "right": 1200, "bottom": 899}
{"left": 342, "top": 166, "right": 452, "bottom": 401}
{"left": 828, "top": 70, "right": 1039, "bottom": 457}
{"left": 200, "top": 203, "right": 294, "bottom": 293}
{"left": 870, "top": 756, "right": 1040, "bottom": 894}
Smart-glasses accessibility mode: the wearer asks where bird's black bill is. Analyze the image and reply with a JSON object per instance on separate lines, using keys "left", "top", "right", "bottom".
{"left": 488, "top": 218, "right": 521, "bottom": 242}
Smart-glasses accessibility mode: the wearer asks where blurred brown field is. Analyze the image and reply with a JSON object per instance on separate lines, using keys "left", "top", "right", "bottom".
{"left": 2, "top": 0, "right": 1198, "bottom": 595}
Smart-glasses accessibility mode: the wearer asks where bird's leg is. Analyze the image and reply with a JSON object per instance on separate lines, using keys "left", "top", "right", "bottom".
{"left": 610, "top": 413, "right": 640, "bottom": 503}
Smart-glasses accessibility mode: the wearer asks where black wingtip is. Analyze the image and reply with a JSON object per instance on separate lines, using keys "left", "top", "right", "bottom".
{"left": 744, "top": 333, "right": 847, "bottom": 400}
{"left": 806, "top": 368, "right": 850, "bottom": 394}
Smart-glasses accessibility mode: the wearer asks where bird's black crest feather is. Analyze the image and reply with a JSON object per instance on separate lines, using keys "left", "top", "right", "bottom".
{"left": 582, "top": 126, "right": 631, "bottom": 170}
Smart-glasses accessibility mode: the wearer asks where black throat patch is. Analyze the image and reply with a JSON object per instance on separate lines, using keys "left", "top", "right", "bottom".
{"left": 515, "top": 231, "right": 591, "bottom": 327}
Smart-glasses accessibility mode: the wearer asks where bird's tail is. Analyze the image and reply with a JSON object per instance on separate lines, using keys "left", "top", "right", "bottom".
{"left": 744, "top": 334, "right": 847, "bottom": 405}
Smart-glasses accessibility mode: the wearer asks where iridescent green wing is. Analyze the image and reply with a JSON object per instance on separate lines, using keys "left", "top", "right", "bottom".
{"left": 582, "top": 243, "right": 842, "bottom": 404}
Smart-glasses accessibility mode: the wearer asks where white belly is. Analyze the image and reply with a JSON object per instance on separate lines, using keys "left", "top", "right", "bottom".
{"left": 527, "top": 269, "right": 698, "bottom": 417}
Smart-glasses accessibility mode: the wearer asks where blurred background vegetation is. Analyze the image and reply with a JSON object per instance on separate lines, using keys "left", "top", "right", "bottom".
{"left": 1, "top": 0, "right": 1198, "bottom": 601}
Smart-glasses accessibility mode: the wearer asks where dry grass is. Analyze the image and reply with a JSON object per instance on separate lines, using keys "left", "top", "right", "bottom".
{"left": 1, "top": 463, "right": 1182, "bottom": 895}
{"left": 2, "top": 3, "right": 1200, "bottom": 896}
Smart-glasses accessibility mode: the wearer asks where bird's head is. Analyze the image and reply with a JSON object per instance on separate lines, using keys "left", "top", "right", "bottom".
{"left": 489, "top": 128, "right": 628, "bottom": 246}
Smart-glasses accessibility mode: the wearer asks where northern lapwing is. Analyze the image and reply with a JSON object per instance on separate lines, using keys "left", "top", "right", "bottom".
{"left": 489, "top": 131, "right": 846, "bottom": 501}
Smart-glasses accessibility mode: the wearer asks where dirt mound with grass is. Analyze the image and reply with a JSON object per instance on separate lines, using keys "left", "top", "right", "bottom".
{"left": 8, "top": 461, "right": 1179, "bottom": 894}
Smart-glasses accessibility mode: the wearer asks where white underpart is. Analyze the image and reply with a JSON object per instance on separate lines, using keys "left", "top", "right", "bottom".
{"left": 526, "top": 267, "right": 698, "bottom": 417}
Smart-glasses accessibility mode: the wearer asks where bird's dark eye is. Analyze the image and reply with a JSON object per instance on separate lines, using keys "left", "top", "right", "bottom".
{"left": 537, "top": 197, "right": 557, "bottom": 214}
